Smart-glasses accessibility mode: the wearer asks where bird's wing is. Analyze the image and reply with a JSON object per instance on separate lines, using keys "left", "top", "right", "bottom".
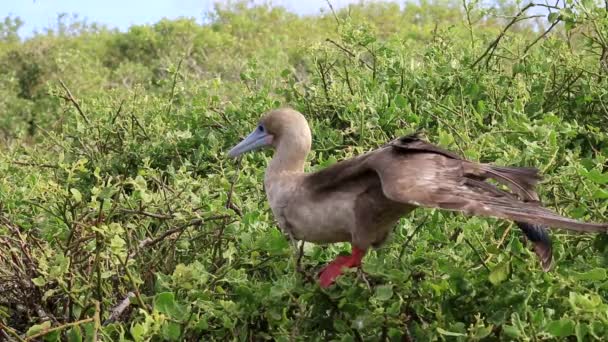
{"left": 369, "top": 136, "right": 607, "bottom": 233}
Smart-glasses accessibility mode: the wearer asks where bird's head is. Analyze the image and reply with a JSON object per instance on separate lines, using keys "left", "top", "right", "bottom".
{"left": 228, "top": 108, "right": 311, "bottom": 158}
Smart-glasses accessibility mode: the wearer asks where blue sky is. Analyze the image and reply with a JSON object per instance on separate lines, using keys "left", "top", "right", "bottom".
{"left": 2, "top": 0, "right": 363, "bottom": 37}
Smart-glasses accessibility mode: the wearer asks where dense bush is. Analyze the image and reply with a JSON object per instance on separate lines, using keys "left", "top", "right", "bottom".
{"left": 1, "top": 0, "right": 607, "bottom": 340}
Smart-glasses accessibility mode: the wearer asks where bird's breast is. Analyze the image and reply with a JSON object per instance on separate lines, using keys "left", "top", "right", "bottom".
{"left": 267, "top": 188, "right": 358, "bottom": 244}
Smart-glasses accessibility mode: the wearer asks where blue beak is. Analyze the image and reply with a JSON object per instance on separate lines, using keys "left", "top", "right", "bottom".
{"left": 228, "top": 127, "right": 273, "bottom": 158}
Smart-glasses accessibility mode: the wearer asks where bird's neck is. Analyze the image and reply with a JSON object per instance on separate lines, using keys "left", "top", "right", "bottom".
{"left": 266, "top": 141, "right": 309, "bottom": 176}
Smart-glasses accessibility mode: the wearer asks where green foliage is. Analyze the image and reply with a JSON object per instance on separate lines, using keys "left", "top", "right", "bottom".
{"left": 1, "top": 0, "right": 608, "bottom": 340}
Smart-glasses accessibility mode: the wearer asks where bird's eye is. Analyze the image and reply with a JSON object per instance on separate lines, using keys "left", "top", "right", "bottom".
{"left": 258, "top": 125, "right": 265, "bottom": 132}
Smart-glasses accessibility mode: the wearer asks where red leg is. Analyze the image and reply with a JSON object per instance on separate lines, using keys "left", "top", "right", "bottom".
{"left": 318, "top": 246, "right": 366, "bottom": 288}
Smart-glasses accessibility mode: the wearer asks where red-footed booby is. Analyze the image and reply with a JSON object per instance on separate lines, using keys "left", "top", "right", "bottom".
{"left": 228, "top": 108, "right": 607, "bottom": 288}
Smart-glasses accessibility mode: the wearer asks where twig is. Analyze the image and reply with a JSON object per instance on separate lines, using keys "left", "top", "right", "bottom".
{"left": 295, "top": 240, "right": 315, "bottom": 283}
{"left": 130, "top": 113, "right": 150, "bottom": 140}
{"left": 464, "top": 237, "right": 490, "bottom": 271}
{"left": 522, "top": 19, "right": 560, "bottom": 56}
{"left": 165, "top": 56, "right": 185, "bottom": 116}
{"left": 356, "top": 268, "right": 372, "bottom": 290}
{"left": 325, "top": 0, "right": 340, "bottom": 25}
{"left": 484, "top": 224, "right": 512, "bottom": 265}
{"left": 103, "top": 292, "right": 135, "bottom": 325}
{"left": 399, "top": 216, "right": 428, "bottom": 260}
{"left": 471, "top": 2, "right": 536, "bottom": 68}
{"left": 59, "top": 79, "right": 90, "bottom": 125}
{"left": 24, "top": 317, "right": 94, "bottom": 341}
{"left": 94, "top": 199, "right": 105, "bottom": 318}
{"left": 317, "top": 60, "right": 331, "bottom": 102}
{"left": 8, "top": 161, "right": 58, "bottom": 169}
{"left": 326, "top": 38, "right": 373, "bottom": 70}
{"left": 117, "top": 257, "right": 149, "bottom": 312}
{"left": 111, "top": 99, "right": 125, "bottom": 125}
{"left": 93, "top": 301, "right": 100, "bottom": 341}
{"left": 119, "top": 209, "right": 174, "bottom": 220}
{"left": 0, "top": 322, "right": 25, "bottom": 342}
{"left": 129, "top": 215, "right": 229, "bottom": 259}
{"left": 326, "top": 38, "right": 355, "bottom": 57}
{"left": 212, "top": 159, "right": 242, "bottom": 267}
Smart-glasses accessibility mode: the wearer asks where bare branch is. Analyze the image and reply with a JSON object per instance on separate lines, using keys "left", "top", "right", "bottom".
{"left": 103, "top": 292, "right": 135, "bottom": 326}
{"left": 472, "top": 2, "right": 536, "bottom": 68}
{"left": 59, "top": 79, "right": 90, "bottom": 125}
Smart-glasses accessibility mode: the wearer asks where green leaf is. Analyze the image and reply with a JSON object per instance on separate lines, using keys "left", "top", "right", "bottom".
{"left": 546, "top": 318, "right": 575, "bottom": 337}
{"left": 131, "top": 323, "right": 146, "bottom": 342}
{"left": 26, "top": 321, "right": 51, "bottom": 336}
{"left": 502, "top": 325, "right": 521, "bottom": 338}
{"left": 489, "top": 261, "right": 510, "bottom": 285}
{"left": 438, "top": 129, "right": 454, "bottom": 147}
{"left": 67, "top": 326, "right": 83, "bottom": 342}
{"left": 394, "top": 94, "right": 408, "bottom": 109}
{"left": 572, "top": 268, "right": 606, "bottom": 281}
{"left": 162, "top": 321, "right": 182, "bottom": 341}
{"left": 584, "top": 169, "right": 608, "bottom": 184}
{"left": 548, "top": 12, "right": 560, "bottom": 23}
{"left": 32, "top": 277, "right": 46, "bottom": 287}
{"left": 592, "top": 188, "right": 608, "bottom": 199}
{"left": 374, "top": 284, "right": 393, "bottom": 301}
{"left": 473, "top": 324, "right": 493, "bottom": 339}
{"left": 576, "top": 323, "right": 589, "bottom": 342}
{"left": 155, "top": 292, "right": 176, "bottom": 314}
{"left": 581, "top": 0, "right": 594, "bottom": 8}
{"left": 436, "top": 327, "right": 466, "bottom": 337}
{"left": 154, "top": 292, "right": 186, "bottom": 319}
{"left": 70, "top": 188, "right": 82, "bottom": 203}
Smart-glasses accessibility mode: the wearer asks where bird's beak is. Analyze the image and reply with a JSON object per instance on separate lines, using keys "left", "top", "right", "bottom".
{"left": 228, "top": 128, "right": 273, "bottom": 158}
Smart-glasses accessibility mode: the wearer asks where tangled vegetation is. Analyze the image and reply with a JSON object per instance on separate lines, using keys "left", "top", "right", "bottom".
{"left": 0, "top": 0, "right": 607, "bottom": 340}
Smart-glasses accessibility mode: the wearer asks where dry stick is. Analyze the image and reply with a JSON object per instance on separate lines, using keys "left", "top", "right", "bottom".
{"left": 94, "top": 199, "right": 105, "bottom": 319}
{"left": 59, "top": 79, "right": 90, "bottom": 125}
{"left": 471, "top": 2, "right": 536, "bottom": 68}
{"left": 24, "top": 317, "right": 94, "bottom": 341}
{"left": 93, "top": 301, "right": 100, "bottom": 341}
{"left": 117, "top": 256, "right": 149, "bottom": 312}
{"left": 0, "top": 322, "right": 25, "bottom": 342}
{"left": 103, "top": 292, "right": 135, "bottom": 326}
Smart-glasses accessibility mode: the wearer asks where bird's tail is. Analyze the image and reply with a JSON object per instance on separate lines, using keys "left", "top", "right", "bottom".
{"left": 517, "top": 222, "right": 552, "bottom": 271}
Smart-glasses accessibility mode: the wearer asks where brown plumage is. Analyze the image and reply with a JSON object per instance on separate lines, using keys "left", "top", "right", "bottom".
{"left": 228, "top": 108, "right": 607, "bottom": 287}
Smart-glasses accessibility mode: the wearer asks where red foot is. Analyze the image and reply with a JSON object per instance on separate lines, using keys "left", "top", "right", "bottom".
{"left": 318, "top": 247, "right": 366, "bottom": 288}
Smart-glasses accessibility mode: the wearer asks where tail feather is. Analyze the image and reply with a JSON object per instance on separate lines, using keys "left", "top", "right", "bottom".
{"left": 517, "top": 222, "right": 552, "bottom": 271}
{"left": 470, "top": 165, "right": 556, "bottom": 270}
{"left": 478, "top": 165, "right": 541, "bottom": 200}
{"left": 489, "top": 201, "right": 608, "bottom": 233}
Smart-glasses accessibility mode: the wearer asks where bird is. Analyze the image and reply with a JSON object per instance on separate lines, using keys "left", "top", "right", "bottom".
{"left": 227, "top": 108, "right": 607, "bottom": 288}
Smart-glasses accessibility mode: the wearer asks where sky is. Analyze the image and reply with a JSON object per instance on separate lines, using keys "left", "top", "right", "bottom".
{"left": 1, "top": 0, "right": 365, "bottom": 38}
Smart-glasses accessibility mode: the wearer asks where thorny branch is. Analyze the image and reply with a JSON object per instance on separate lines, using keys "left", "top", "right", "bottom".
{"left": 59, "top": 79, "right": 90, "bottom": 125}
{"left": 471, "top": 2, "right": 536, "bottom": 68}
